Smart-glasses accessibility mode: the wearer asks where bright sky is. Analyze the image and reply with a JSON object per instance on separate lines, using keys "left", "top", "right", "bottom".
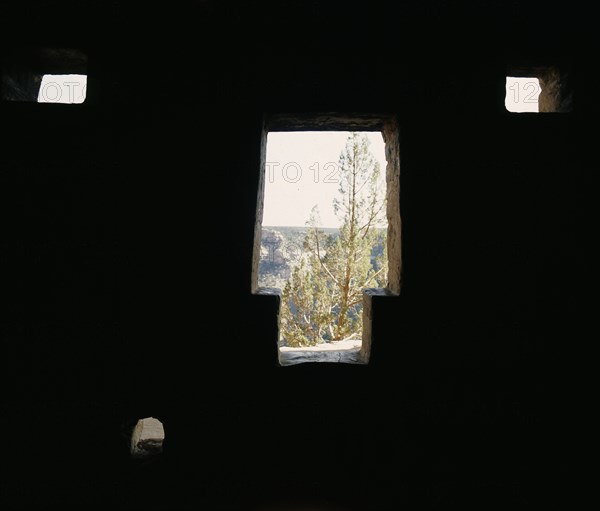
{"left": 38, "top": 74, "right": 87, "bottom": 104}
{"left": 263, "top": 131, "right": 387, "bottom": 228}
{"left": 505, "top": 76, "right": 540, "bottom": 112}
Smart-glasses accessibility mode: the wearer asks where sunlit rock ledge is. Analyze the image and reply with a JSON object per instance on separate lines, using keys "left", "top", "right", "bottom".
{"left": 278, "top": 338, "right": 362, "bottom": 365}
{"left": 131, "top": 417, "right": 165, "bottom": 459}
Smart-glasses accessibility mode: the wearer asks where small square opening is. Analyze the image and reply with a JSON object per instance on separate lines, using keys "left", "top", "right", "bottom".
{"left": 505, "top": 77, "right": 541, "bottom": 112}
{"left": 37, "top": 74, "right": 87, "bottom": 104}
{"left": 505, "top": 65, "right": 571, "bottom": 113}
{"left": 1, "top": 47, "right": 87, "bottom": 104}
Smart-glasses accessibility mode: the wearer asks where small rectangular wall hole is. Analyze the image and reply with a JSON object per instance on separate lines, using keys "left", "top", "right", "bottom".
{"left": 37, "top": 74, "right": 87, "bottom": 104}
{"left": 505, "top": 77, "right": 541, "bottom": 112}
{"left": 1, "top": 47, "right": 87, "bottom": 103}
{"left": 505, "top": 65, "right": 572, "bottom": 113}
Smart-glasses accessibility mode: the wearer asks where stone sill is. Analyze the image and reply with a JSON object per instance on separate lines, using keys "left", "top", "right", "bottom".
{"left": 278, "top": 339, "right": 363, "bottom": 366}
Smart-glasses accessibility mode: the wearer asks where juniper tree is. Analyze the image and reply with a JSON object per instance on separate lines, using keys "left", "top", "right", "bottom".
{"left": 280, "top": 132, "right": 388, "bottom": 346}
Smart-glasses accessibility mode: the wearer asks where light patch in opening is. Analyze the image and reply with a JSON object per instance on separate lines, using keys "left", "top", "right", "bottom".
{"left": 505, "top": 77, "right": 541, "bottom": 113}
{"left": 37, "top": 74, "right": 87, "bottom": 104}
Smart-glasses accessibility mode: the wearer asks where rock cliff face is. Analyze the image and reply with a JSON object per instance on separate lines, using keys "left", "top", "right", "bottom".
{"left": 258, "top": 227, "right": 307, "bottom": 288}
{"left": 258, "top": 226, "right": 385, "bottom": 289}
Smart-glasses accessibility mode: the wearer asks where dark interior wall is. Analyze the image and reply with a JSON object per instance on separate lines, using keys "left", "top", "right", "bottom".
{"left": 1, "top": 1, "right": 590, "bottom": 509}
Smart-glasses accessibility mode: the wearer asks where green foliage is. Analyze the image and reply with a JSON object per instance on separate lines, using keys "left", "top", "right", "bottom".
{"left": 280, "top": 133, "right": 388, "bottom": 347}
